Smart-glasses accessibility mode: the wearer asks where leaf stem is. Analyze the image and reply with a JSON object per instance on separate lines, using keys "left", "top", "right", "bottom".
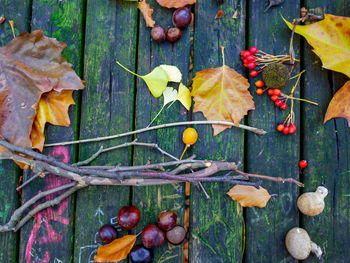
{"left": 116, "top": 61, "right": 142, "bottom": 78}
{"left": 221, "top": 46, "right": 225, "bottom": 66}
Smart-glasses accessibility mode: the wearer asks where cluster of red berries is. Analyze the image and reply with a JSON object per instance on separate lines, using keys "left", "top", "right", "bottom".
{"left": 276, "top": 123, "right": 297, "bottom": 135}
{"left": 267, "top": 88, "right": 287, "bottom": 110}
{"left": 240, "top": 46, "right": 259, "bottom": 69}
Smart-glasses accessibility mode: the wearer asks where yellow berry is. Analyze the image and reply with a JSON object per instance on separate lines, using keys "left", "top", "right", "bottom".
{"left": 182, "top": 128, "right": 198, "bottom": 146}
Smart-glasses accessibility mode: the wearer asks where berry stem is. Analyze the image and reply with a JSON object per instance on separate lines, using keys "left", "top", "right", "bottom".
{"left": 179, "top": 145, "right": 189, "bottom": 161}
{"left": 282, "top": 94, "right": 319, "bottom": 106}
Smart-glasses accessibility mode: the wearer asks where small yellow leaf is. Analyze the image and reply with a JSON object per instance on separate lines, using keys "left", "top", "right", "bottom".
{"left": 163, "top": 87, "right": 178, "bottom": 105}
{"left": 160, "top": 65, "right": 182, "bottom": 82}
{"left": 142, "top": 66, "right": 169, "bottom": 97}
{"left": 94, "top": 235, "right": 137, "bottom": 262}
{"left": 227, "top": 185, "right": 271, "bottom": 208}
{"left": 177, "top": 83, "right": 191, "bottom": 110}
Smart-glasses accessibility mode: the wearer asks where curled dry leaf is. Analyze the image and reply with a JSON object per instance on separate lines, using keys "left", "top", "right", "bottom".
{"left": 94, "top": 235, "right": 137, "bottom": 262}
{"left": 156, "top": 0, "right": 196, "bottom": 9}
{"left": 138, "top": 0, "right": 155, "bottom": 28}
{"left": 227, "top": 185, "right": 271, "bottom": 208}
{"left": 0, "top": 30, "right": 84, "bottom": 154}
{"left": 191, "top": 47, "right": 255, "bottom": 135}
{"left": 215, "top": 10, "right": 224, "bottom": 19}
{"left": 324, "top": 80, "right": 350, "bottom": 126}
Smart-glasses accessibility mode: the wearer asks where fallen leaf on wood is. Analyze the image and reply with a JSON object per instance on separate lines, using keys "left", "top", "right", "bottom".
{"left": 232, "top": 10, "right": 239, "bottom": 19}
{"left": 177, "top": 83, "right": 191, "bottom": 110}
{"left": 227, "top": 185, "right": 271, "bottom": 208}
{"left": 215, "top": 10, "right": 224, "bottom": 19}
{"left": 324, "top": 80, "right": 350, "bottom": 126}
{"left": 160, "top": 65, "right": 182, "bottom": 82}
{"left": 138, "top": 0, "right": 155, "bottom": 28}
{"left": 156, "top": 0, "right": 196, "bottom": 8}
{"left": 94, "top": 235, "right": 137, "bottom": 262}
{"left": 191, "top": 48, "right": 255, "bottom": 135}
{"left": 0, "top": 30, "right": 84, "bottom": 153}
{"left": 284, "top": 14, "right": 350, "bottom": 78}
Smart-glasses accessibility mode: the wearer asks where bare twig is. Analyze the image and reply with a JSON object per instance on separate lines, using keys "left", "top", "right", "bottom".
{"left": 16, "top": 173, "right": 40, "bottom": 191}
{"left": 44, "top": 120, "right": 267, "bottom": 147}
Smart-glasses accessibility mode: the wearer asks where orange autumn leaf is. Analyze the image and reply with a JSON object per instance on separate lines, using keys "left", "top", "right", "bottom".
{"left": 324, "top": 80, "right": 350, "bottom": 126}
{"left": 94, "top": 235, "right": 137, "bottom": 263}
{"left": 227, "top": 185, "right": 271, "bottom": 208}
{"left": 284, "top": 14, "right": 350, "bottom": 78}
{"left": 215, "top": 10, "right": 224, "bottom": 19}
{"left": 138, "top": 0, "right": 155, "bottom": 28}
{"left": 156, "top": 0, "right": 196, "bottom": 9}
{"left": 191, "top": 48, "right": 255, "bottom": 135}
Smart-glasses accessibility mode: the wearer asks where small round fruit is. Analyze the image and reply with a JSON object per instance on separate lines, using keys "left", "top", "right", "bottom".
{"left": 182, "top": 128, "right": 198, "bottom": 146}
{"left": 247, "top": 55, "right": 255, "bottom": 62}
{"left": 273, "top": 89, "right": 281, "bottom": 96}
{"left": 150, "top": 25, "right": 166, "bottom": 43}
{"left": 158, "top": 211, "right": 177, "bottom": 231}
{"left": 277, "top": 124, "right": 285, "bottom": 132}
{"left": 166, "top": 27, "right": 182, "bottom": 43}
{"left": 249, "top": 46, "right": 258, "bottom": 54}
{"left": 280, "top": 103, "right": 287, "bottom": 110}
{"left": 166, "top": 225, "right": 186, "bottom": 245}
{"left": 250, "top": 70, "right": 258, "bottom": 77}
{"left": 142, "top": 224, "right": 165, "bottom": 248}
{"left": 242, "top": 51, "right": 251, "bottom": 57}
{"left": 267, "top": 89, "right": 274, "bottom": 96}
{"left": 255, "top": 80, "right": 264, "bottom": 88}
{"left": 275, "top": 100, "right": 283, "bottom": 107}
{"left": 283, "top": 126, "right": 290, "bottom": 135}
{"left": 240, "top": 51, "right": 246, "bottom": 57}
{"left": 299, "top": 160, "right": 308, "bottom": 168}
{"left": 173, "top": 7, "right": 192, "bottom": 28}
{"left": 289, "top": 124, "right": 297, "bottom": 134}
{"left": 270, "top": 95, "right": 278, "bottom": 101}
{"left": 129, "top": 245, "right": 153, "bottom": 263}
{"left": 117, "top": 206, "right": 140, "bottom": 230}
{"left": 256, "top": 88, "right": 264, "bottom": 95}
{"left": 98, "top": 225, "right": 118, "bottom": 244}
{"left": 247, "top": 62, "right": 256, "bottom": 69}
{"left": 243, "top": 58, "right": 249, "bottom": 64}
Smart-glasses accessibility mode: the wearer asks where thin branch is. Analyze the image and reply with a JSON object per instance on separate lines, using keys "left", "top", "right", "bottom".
{"left": 16, "top": 173, "right": 40, "bottom": 191}
{"left": 44, "top": 120, "right": 267, "bottom": 147}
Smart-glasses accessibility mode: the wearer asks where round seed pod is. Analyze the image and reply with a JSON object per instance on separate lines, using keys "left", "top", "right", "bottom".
{"left": 262, "top": 63, "right": 291, "bottom": 89}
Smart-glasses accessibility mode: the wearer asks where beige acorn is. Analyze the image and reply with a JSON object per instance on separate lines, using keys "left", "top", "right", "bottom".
{"left": 297, "top": 186, "right": 328, "bottom": 216}
{"left": 285, "top": 227, "right": 322, "bottom": 260}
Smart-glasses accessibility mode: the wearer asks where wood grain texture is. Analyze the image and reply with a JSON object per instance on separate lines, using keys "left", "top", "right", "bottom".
{"left": 245, "top": 1, "right": 300, "bottom": 262}
{"left": 17, "top": 1, "right": 85, "bottom": 262}
{"left": 302, "top": 1, "right": 350, "bottom": 262}
{"left": 189, "top": 1, "right": 246, "bottom": 262}
{"left": 74, "top": 0, "right": 138, "bottom": 262}
{"left": 0, "top": 1, "right": 31, "bottom": 262}
{"left": 132, "top": 1, "right": 190, "bottom": 261}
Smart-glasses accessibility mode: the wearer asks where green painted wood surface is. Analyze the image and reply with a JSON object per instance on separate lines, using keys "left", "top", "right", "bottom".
{"left": 0, "top": 1, "right": 31, "bottom": 262}
{"left": 132, "top": 1, "right": 190, "bottom": 261}
{"left": 17, "top": 1, "right": 85, "bottom": 262}
{"left": 74, "top": 0, "right": 138, "bottom": 262}
{"left": 302, "top": 2, "right": 350, "bottom": 262}
{"left": 245, "top": 1, "right": 300, "bottom": 262}
{"left": 189, "top": 1, "right": 246, "bottom": 262}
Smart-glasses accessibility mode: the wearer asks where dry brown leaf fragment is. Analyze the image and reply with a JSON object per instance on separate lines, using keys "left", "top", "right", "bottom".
{"left": 227, "top": 185, "right": 271, "bottom": 208}
{"left": 156, "top": 0, "right": 196, "bottom": 9}
{"left": 138, "top": 0, "right": 156, "bottom": 27}
{"left": 215, "top": 10, "right": 224, "bottom": 19}
{"left": 232, "top": 10, "right": 239, "bottom": 19}
{"left": 324, "top": 80, "right": 350, "bottom": 127}
{"left": 94, "top": 235, "right": 137, "bottom": 262}
{"left": 0, "top": 17, "right": 5, "bottom": 24}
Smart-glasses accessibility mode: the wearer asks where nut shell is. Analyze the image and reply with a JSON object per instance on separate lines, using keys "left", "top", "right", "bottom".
{"left": 285, "top": 227, "right": 311, "bottom": 260}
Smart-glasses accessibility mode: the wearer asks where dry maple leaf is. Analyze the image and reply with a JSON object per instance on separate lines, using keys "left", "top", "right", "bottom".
{"left": 0, "top": 30, "right": 84, "bottom": 153}
{"left": 227, "top": 185, "right": 271, "bottom": 208}
{"left": 324, "top": 80, "right": 350, "bottom": 126}
{"left": 191, "top": 47, "right": 255, "bottom": 135}
{"left": 138, "top": 0, "right": 155, "bottom": 28}
{"left": 94, "top": 235, "right": 137, "bottom": 262}
{"left": 284, "top": 14, "right": 350, "bottom": 78}
{"left": 156, "top": 0, "right": 196, "bottom": 9}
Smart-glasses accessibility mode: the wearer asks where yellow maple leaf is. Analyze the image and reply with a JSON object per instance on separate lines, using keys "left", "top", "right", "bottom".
{"left": 191, "top": 48, "right": 255, "bottom": 135}
{"left": 284, "top": 14, "right": 350, "bottom": 78}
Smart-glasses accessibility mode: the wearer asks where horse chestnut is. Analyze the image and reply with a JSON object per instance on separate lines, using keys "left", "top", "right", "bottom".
{"left": 150, "top": 25, "right": 166, "bottom": 43}
{"left": 166, "top": 225, "right": 186, "bottom": 245}
{"left": 98, "top": 224, "right": 118, "bottom": 244}
{"left": 158, "top": 211, "right": 177, "bottom": 231}
{"left": 173, "top": 7, "right": 192, "bottom": 28}
{"left": 166, "top": 27, "right": 182, "bottom": 43}
{"left": 142, "top": 224, "right": 165, "bottom": 248}
{"left": 129, "top": 245, "right": 153, "bottom": 263}
{"left": 117, "top": 206, "right": 140, "bottom": 230}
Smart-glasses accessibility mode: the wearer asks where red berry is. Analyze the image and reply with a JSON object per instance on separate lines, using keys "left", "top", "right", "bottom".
{"left": 299, "top": 160, "right": 308, "bottom": 168}
{"left": 273, "top": 89, "right": 281, "bottom": 96}
{"left": 267, "top": 89, "right": 274, "bottom": 96}
{"left": 250, "top": 70, "right": 258, "bottom": 77}
{"left": 240, "top": 51, "right": 246, "bottom": 57}
{"left": 270, "top": 95, "right": 278, "bottom": 101}
{"left": 243, "top": 58, "right": 248, "bottom": 64}
{"left": 117, "top": 206, "right": 140, "bottom": 230}
{"left": 249, "top": 46, "right": 258, "bottom": 54}
{"left": 256, "top": 88, "right": 264, "bottom": 95}
{"left": 277, "top": 124, "right": 285, "bottom": 132}
{"left": 242, "top": 51, "right": 251, "bottom": 57}
{"left": 275, "top": 100, "right": 283, "bottom": 107}
{"left": 289, "top": 124, "right": 297, "bottom": 134}
{"left": 243, "top": 64, "right": 248, "bottom": 68}
{"left": 280, "top": 103, "right": 287, "bottom": 110}
{"left": 255, "top": 80, "right": 264, "bottom": 88}
{"left": 247, "top": 55, "right": 255, "bottom": 62}
{"left": 283, "top": 126, "right": 290, "bottom": 135}
{"left": 247, "top": 62, "right": 256, "bottom": 69}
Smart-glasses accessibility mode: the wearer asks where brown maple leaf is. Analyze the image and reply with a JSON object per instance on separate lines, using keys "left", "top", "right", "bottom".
{"left": 156, "top": 0, "right": 196, "bottom": 9}
{"left": 0, "top": 30, "right": 84, "bottom": 152}
{"left": 138, "top": 0, "right": 156, "bottom": 28}
{"left": 191, "top": 47, "right": 255, "bottom": 135}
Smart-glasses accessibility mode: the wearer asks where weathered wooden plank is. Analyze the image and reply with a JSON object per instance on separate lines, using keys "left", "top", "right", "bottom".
{"left": 0, "top": 1, "right": 31, "bottom": 262}
{"left": 245, "top": 1, "right": 300, "bottom": 262}
{"left": 302, "top": 1, "right": 350, "bottom": 262}
{"left": 133, "top": 1, "right": 190, "bottom": 262}
{"left": 188, "top": 1, "right": 246, "bottom": 262}
{"left": 74, "top": 1, "right": 138, "bottom": 262}
{"left": 17, "top": 1, "right": 85, "bottom": 262}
